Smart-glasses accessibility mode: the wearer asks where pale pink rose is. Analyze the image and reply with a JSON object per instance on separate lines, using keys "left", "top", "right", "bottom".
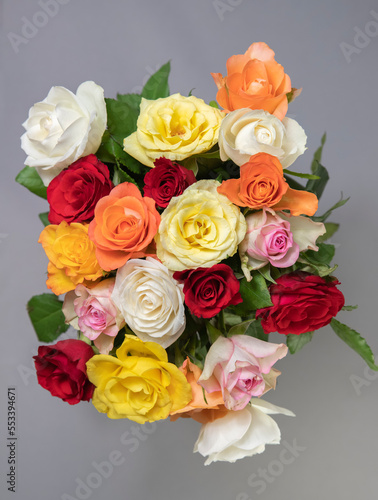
{"left": 63, "top": 278, "right": 125, "bottom": 354}
{"left": 239, "top": 208, "right": 325, "bottom": 280}
{"left": 198, "top": 335, "right": 288, "bottom": 411}
{"left": 239, "top": 208, "right": 299, "bottom": 272}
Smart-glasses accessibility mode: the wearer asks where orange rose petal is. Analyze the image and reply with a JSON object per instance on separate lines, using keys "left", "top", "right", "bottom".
{"left": 211, "top": 72, "right": 225, "bottom": 90}
{"left": 217, "top": 178, "right": 244, "bottom": 206}
{"left": 264, "top": 60, "right": 289, "bottom": 93}
{"left": 110, "top": 182, "right": 142, "bottom": 200}
{"left": 245, "top": 42, "right": 276, "bottom": 62}
{"left": 95, "top": 247, "right": 129, "bottom": 271}
{"left": 271, "top": 96, "right": 289, "bottom": 121}
{"left": 215, "top": 87, "right": 230, "bottom": 112}
{"left": 273, "top": 187, "right": 318, "bottom": 216}
{"left": 226, "top": 54, "right": 249, "bottom": 75}
{"left": 170, "top": 359, "right": 225, "bottom": 424}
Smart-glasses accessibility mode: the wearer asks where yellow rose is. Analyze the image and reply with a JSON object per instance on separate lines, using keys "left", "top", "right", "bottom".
{"left": 86, "top": 336, "right": 192, "bottom": 423}
{"left": 123, "top": 93, "right": 224, "bottom": 167}
{"left": 156, "top": 180, "right": 247, "bottom": 271}
{"left": 38, "top": 221, "right": 103, "bottom": 295}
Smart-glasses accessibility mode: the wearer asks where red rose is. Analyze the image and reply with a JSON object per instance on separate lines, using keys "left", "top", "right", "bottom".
{"left": 256, "top": 272, "right": 345, "bottom": 335}
{"left": 143, "top": 157, "right": 196, "bottom": 208}
{"left": 173, "top": 264, "right": 242, "bottom": 319}
{"left": 47, "top": 155, "right": 113, "bottom": 224}
{"left": 33, "top": 339, "right": 95, "bottom": 405}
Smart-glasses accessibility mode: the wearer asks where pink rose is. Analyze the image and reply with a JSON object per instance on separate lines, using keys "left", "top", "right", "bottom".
{"left": 198, "top": 335, "right": 288, "bottom": 411}
{"left": 63, "top": 278, "right": 125, "bottom": 354}
{"left": 239, "top": 208, "right": 325, "bottom": 280}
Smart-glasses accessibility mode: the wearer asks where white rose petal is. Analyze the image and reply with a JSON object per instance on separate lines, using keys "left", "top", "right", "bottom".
{"left": 112, "top": 257, "right": 186, "bottom": 348}
{"left": 194, "top": 398, "right": 295, "bottom": 465}
{"left": 219, "top": 108, "right": 307, "bottom": 169}
{"left": 21, "top": 81, "right": 107, "bottom": 185}
{"left": 279, "top": 213, "right": 326, "bottom": 251}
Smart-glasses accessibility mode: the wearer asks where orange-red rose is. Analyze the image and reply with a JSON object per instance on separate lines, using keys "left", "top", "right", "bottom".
{"left": 217, "top": 153, "right": 318, "bottom": 217}
{"left": 88, "top": 183, "right": 160, "bottom": 271}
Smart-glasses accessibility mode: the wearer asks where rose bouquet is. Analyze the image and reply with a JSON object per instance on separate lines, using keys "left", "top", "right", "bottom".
{"left": 17, "top": 42, "right": 377, "bottom": 464}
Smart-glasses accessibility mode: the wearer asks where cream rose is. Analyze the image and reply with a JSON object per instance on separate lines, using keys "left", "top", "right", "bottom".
{"left": 156, "top": 180, "right": 247, "bottom": 271}
{"left": 123, "top": 93, "right": 224, "bottom": 168}
{"left": 111, "top": 257, "right": 186, "bottom": 348}
{"left": 21, "top": 82, "right": 107, "bottom": 186}
{"left": 194, "top": 398, "right": 295, "bottom": 465}
{"left": 219, "top": 109, "right": 306, "bottom": 169}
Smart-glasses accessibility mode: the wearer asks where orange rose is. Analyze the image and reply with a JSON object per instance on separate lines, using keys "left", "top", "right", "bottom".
{"left": 217, "top": 153, "right": 318, "bottom": 216}
{"left": 88, "top": 183, "right": 160, "bottom": 271}
{"left": 211, "top": 42, "right": 291, "bottom": 120}
{"left": 170, "top": 358, "right": 227, "bottom": 424}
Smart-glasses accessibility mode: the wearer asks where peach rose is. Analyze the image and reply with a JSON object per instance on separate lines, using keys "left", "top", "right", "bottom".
{"left": 211, "top": 42, "right": 292, "bottom": 120}
{"left": 88, "top": 183, "right": 160, "bottom": 271}
{"left": 217, "top": 153, "right": 318, "bottom": 217}
{"left": 170, "top": 358, "right": 227, "bottom": 424}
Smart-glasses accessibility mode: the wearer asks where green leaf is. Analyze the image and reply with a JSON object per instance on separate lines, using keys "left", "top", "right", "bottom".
{"left": 27, "top": 293, "right": 69, "bottom": 343}
{"left": 313, "top": 194, "right": 350, "bottom": 223}
{"left": 112, "top": 165, "right": 137, "bottom": 186}
{"left": 306, "top": 161, "right": 329, "bottom": 199}
{"left": 311, "top": 133, "right": 326, "bottom": 168}
{"left": 192, "top": 149, "right": 221, "bottom": 160}
{"left": 305, "top": 242, "right": 335, "bottom": 266}
{"left": 141, "top": 61, "right": 171, "bottom": 100}
{"left": 287, "top": 331, "right": 314, "bottom": 354}
{"left": 258, "top": 265, "right": 277, "bottom": 284}
{"left": 181, "top": 156, "right": 199, "bottom": 176}
{"left": 209, "top": 100, "right": 219, "bottom": 108}
{"left": 16, "top": 166, "right": 47, "bottom": 199}
{"left": 228, "top": 320, "right": 255, "bottom": 337}
{"left": 317, "top": 222, "right": 339, "bottom": 243}
{"left": 233, "top": 275, "right": 272, "bottom": 315}
{"left": 116, "top": 93, "right": 142, "bottom": 111}
{"left": 285, "top": 169, "right": 320, "bottom": 180}
{"left": 106, "top": 98, "right": 140, "bottom": 142}
{"left": 39, "top": 212, "right": 50, "bottom": 226}
{"left": 330, "top": 318, "right": 378, "bottom": 371}
{"left": 284, "top": 175, "right": 306, "bottom": 191}
{"left": 245, "top": 319, "right": 268, "bottom": 341}
{"left": 206, "top": 322, "right": 223, "bottom": 344}
{"left": 174, "top": 342, "right": 185, "bottom": 367}
{"left": 96, "top": 130, "right": 144, "bottom": 175}
{"left": 342, "top": 305, "right": 358, "bottom": 311}
{"left": 223, "top": 311, "right": 243, "bottom": 326}
{"left": 297, "top": 255, "right": 337, "bottom": 277}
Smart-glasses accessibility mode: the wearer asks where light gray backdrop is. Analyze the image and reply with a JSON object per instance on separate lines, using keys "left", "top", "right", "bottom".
{"left": 1, "top": 1, "right": 378, "bottom": 499}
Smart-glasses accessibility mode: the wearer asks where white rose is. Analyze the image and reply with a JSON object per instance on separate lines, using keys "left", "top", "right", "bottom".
{"left": 194, "top": 398, "right": 295, "bottom": 465}
{"left": 111, "top": 257, "right": 186, "bottom": 348}
{"left": 219, "top": 108, "right": 306, "bottom": 169}
{"left": 21, "top": 81, "right": 107, "bottom": 186}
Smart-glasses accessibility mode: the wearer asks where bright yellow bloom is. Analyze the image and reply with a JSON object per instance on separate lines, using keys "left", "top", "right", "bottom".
{"left": 123, "top": 93, "right": 224, "bottom": 168}
{"left": 38, "top": 221, "right": 103, "bottom": 295}
{"left": 86, "top": 336, "right": 192, "bottom": 423}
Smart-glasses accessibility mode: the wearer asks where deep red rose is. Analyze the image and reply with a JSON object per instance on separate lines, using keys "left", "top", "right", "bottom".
{"left": 173, "top": 264, "right": 242, "bottom": 319}
{"left": 143, "top": 157, "right": 196, "bottom": 208}
{"left": 256, "top": 272, "right": 345, "bottom": 335}
{"left": 33, "top": 339, "right": 95, "bottom": 405}
{"left": 47, "top": 155, "right": 113, "bottom": 224}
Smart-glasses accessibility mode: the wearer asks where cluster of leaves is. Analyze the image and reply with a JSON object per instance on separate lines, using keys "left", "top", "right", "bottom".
{"left": 16, "top": 63, "right": 378, "bottom": 373}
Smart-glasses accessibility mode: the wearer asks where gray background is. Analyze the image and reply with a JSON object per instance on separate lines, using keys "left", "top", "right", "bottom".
{"left": 1, "top": 0, "right": 378, "bottom": 499}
